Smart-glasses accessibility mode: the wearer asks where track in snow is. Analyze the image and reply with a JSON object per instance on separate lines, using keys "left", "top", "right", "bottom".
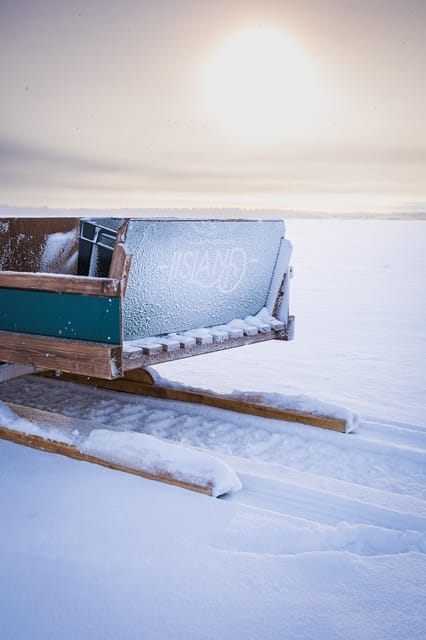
{"left": 1, "top": 375, "right": 425, "bottom": 557}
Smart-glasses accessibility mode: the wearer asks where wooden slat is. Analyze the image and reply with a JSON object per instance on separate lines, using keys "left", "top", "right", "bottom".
{"left": 207, "top": 328, "right": 229, "bottom": 342}
{"left": 107, "top": 220, "right": 132, "bottom": 296}
{"left": 170, "top": 335, "right": 197, "bottom": 349}
{"left": 0, "top": 424, "right": 212, "bottom": 496}
{"left": 0, "top": 331, "right": 122, "bottom": 379}
{"left": 0, "top": 271, "right": 121, "bottom": 297}
{"left": 183, "top": 330, "right": 213, "bottom": 345}
{"left": 44, "top": 371, "right": 349, "bottom": 433}
{"left": 123, "top": 331, "right": 277, "bottom": 367}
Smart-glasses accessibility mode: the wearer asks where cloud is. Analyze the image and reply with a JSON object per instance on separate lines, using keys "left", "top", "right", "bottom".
{"left": 0, "top": 137, "right": 128, "bottom": 180}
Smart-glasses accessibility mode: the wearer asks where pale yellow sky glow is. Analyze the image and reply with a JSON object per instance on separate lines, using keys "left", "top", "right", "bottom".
{"left": 1, "top": 0, "right": 425, "bottom": 214}
{"left": 200, "top": 26, "right": 326, "bottom": 144}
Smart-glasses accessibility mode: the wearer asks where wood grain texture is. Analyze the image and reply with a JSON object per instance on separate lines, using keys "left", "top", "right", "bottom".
{"left": 0, "top": 272, "right": 121, "bottom": 297}
{"left": 0, "top": 424, "right": 213, "bottom": 495}
{"left": 43, "top": 370, "right": 349, "bottom": 433}
{"left": 0, "top": 331, "right": 122, "bottom": 379}
{"left": 123, "top": 331, "right": 279, "bottom": 367}
{"left": 122, "top": 368, "right": 155, "bottom": 384}
{"left": 0, "top": 218, "right": 80, "bottom": 274}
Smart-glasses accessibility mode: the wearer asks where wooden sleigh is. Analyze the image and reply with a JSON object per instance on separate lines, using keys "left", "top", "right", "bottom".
{"left": 0, "top": 217, "right": 294, "bottom": 380}
{"left": 0, "top": 217, "right": 352, "bottom": 497}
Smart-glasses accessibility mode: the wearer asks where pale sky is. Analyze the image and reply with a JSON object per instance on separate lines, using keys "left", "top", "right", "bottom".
{"left": 1, "top": 0, "right": 425, "bottom": 213}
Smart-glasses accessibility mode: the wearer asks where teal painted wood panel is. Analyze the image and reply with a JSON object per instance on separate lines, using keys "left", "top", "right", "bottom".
{"left": 0, "top": 288, "right": 121, "bottom": 344}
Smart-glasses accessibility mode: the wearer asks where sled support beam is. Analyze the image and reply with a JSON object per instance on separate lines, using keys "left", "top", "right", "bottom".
{"left": 0, "top": 403, "right": 213, "bottom": 496}
{"left": 42, "top": 370, "right": 349, "bottom": 433}
{"left": 0, "top": 332, "right": 122, "bottom": 380}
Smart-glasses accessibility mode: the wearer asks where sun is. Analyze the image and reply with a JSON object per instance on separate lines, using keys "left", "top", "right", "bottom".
{"left": 200, "top": 25, "right": 323, "bottom": 144}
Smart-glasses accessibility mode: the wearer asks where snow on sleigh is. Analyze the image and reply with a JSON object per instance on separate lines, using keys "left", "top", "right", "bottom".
{"left": 0, "top": 217, "right": 355, "bottom": 497}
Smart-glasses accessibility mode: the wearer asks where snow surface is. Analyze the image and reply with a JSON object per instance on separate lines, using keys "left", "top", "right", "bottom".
{"left": 0, "top": 398, "right": 72, "bottom": 444}
{"left": 81, "top": 430, "right": 242, "bottom": 497}
{"left": 0, "top": 219, "right": 425, "bottom": 640}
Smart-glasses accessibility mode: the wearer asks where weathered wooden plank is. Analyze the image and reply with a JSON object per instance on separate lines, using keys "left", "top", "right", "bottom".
{"left": 119, "top": 367, "right": 155, "bottom": 385}
{"left": 0, "top": 331, "right": 122, "bottom": 379}
{"left": 107, "top": 220, "right": 131, "bottom": 290}
{"left": 0, "top": 288, "right": 121, "bottom": 344}
{"left": 155, "top": 337, "right": 181, "bottom": 352}
{"left": 247, "top": 321, "right": 271, "bottom": 334}
{"left": 0, "top": 271, "right": 121, "bottom": 297}
{"left": 0, "top": 218, "right": 80, "bottom": 274}
{"left": 170, "top": 335, "right": 197, "bottom": 349}
{"left": 44, "top": 370, "right": 349, "bottom": 433}
{"left": 183, "top": 330, "right": 213, "bottom": 345}
{"left": 0, "top": 423, "right": 212, "bottom": 496}
{"left": 207, "top": 328, "right": 229, "bottom": 342}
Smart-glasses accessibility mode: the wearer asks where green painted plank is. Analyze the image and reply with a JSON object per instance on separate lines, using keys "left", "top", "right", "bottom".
{"left": 0, "top": 288, "right": 121, "bottom": 344}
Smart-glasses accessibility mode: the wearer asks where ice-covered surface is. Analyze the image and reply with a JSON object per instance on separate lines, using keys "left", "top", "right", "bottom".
{"left": 82, "top": 429, "right": 242, "bottom": 497}
{"left": 122, "top": 219, "right": 285, "bottom": 339}
{"left": 0, "top": 219, "right": 425, "bottom": 640}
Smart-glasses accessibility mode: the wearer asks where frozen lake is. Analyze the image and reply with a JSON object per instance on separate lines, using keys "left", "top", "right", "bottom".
{"left": 158, "top": 219, "right": 426, "bottom": 426}
{"left": 1, "top": 216, "right": 425, "bottom": 640}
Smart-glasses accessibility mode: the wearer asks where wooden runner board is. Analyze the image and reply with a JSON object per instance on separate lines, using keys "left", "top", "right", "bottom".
{"left": 42, "top": 370, "right": 349, "bottom": 433}
{"left": 0, "top": 402, "right": 213, "bottom": 496}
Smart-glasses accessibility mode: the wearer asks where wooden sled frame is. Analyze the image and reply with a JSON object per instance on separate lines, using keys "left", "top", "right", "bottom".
{"left": 0, "top": 218, "right": 294, "bottom": 380}
{"left": 0, "top": 219, "right": 352, "bottom": 501}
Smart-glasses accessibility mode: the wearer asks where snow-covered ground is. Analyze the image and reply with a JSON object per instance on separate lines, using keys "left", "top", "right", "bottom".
{"left": 1, "top": 219, "right": 425, "bottom": 639}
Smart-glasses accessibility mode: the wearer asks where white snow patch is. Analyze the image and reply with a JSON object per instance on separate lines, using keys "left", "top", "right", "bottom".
{"left": 40, "top": 230, "right": 78, "bottom": 273}
{"left": 0, "top": 400, "right": 73, "bottom": 444}
{"left": 81, "top": 429, "right": 242, "bottom": 497}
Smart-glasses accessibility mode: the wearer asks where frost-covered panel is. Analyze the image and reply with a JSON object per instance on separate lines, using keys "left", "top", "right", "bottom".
{"left": 0, "top": 218, "right": 79, "bottom": 274}
{"left": 122, "top": 220, "right": 285, "bottom": 339}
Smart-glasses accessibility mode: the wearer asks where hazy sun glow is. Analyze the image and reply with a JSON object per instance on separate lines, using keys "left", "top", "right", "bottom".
{"left": 201, "top": 26, "right": 324, "bottom": 144}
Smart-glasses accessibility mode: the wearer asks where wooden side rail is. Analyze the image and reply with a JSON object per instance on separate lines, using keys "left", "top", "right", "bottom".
{"left": 0, "top": 272, "right": 121, "bottom": 297}
{"left": 0, "top": 332, "right": 122, "bottom": 379}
